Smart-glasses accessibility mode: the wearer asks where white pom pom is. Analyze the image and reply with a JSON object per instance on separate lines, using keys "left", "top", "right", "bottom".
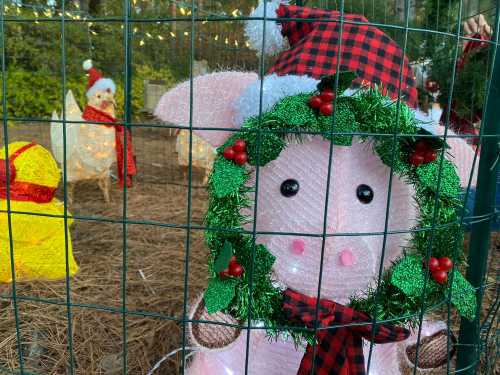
{"left": 244, "top": 0, "right": 286, "bottom": 57}
{"left": 82, "top": 59, "right": 93, "bottom": 71}
{"left": 233, "top": 74, "right": 318, "bottom": 126}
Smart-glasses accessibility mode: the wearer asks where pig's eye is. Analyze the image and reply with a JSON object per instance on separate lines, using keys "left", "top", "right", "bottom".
{"left": 280, "top": 179, "right": 300, "bottom": 197}
{"left": 356, "top": 184, "right": 374, "bottom": 204}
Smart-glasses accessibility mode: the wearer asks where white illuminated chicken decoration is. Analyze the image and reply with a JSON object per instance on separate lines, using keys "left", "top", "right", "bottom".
{"left": 51, "top": 60, "right": 136, "bottom": 203}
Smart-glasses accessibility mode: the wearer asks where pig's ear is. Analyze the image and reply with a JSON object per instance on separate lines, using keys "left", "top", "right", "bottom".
{"left": 154, "top": 71, "right": 259, "bottom": 147}
{"left": 435, "top": 126, "right": 479, "bottom": 188}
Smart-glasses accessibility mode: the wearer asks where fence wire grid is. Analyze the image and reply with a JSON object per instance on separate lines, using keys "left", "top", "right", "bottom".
{"left": 0, "top": 0, "right": 499, "bottom": 374}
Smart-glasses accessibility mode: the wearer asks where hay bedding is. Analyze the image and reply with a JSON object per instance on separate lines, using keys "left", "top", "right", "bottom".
{"left": 0, "top": 124, "right": 210, "bottom": 374}
{"left": 0, "top": 124, "right": 498, "bottom": 374}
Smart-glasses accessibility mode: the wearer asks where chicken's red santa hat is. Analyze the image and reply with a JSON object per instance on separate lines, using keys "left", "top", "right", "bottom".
{"left": 244, "top": 0, "right": 417, "bottom": 108}
{"left": 82, "top": 59, "right": 116, "bottom": 99}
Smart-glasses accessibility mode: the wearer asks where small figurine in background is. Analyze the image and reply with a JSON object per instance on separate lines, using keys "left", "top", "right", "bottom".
{"left": 156, "top": 59, "right": 215, "bottom": 185}
{"left": 0, "top": 141, "right": 79, "bottom": 283}
{"left": 51, "top": 60, "right": 136, "bottom": 204}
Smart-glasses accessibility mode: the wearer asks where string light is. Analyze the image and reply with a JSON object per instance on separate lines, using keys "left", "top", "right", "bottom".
{"left": 170, "top": 31, "right": 176, "bottom": 38}
{"left": 225, "top": 37, "right": 229, "bottom": 44}
{"left": 234, "top": 40, "right": 238, "bottom": 47}
{"left": 214, "top": 35, "right": 219, "bottom": 41}
{"left": 146, "top": 32, "right": 152, "bottom": 38}
{"left": 139, "top": 40, "right": 145, "bottom": 46}
{"left": 157, "top": 35, "right": 164, "bottom": 40}
{"left": 183, "top": 31, "right": 188, "bottom": 36}
{"left": 179, "top": 7, "right": 186, "bottom": 15}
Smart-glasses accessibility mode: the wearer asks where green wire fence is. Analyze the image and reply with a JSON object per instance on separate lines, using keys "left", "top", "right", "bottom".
{"left": 0, "top": 0, "right": 498, "bottom": 374}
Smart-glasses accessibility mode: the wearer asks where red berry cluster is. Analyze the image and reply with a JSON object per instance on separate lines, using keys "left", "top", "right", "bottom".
{"left": 219, "top": 256, "right": 244, "bottom": 278}
{"left": 426, "top": 256, "right": 453, "bottom": 284}
{"left": 424, "top": 79, "right": 440, "bottom": 94}
{"left": 308, "top": 90, "right": 335, "bottom": 116}
{"left": 223, "top": 139, "right": 248, "bottom": 165}
{"left": 409, "top": 140, "right": 438, "bottom": 166}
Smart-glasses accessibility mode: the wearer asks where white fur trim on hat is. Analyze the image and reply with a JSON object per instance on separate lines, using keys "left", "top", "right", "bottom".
{"left": 244, "top": 0, "right": 287, "bottom": 57}
{"left": 83, "top": 59, "right": 93, "bottom": 71}
{"left": 233, "top": 74, "right": 319, "bottom": 126}
{"left": 86, "top": 78, "right": 116, "bottom": 98}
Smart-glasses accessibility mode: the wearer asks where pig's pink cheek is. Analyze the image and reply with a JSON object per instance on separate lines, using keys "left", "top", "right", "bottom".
{"left": 290, "top": 239, "right": 305, "bottom": 255}
{"left": 339, "top": 249, "right": 357, "bottom": 266}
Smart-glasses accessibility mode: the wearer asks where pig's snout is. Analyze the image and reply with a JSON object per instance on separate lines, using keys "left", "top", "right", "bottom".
{"left": 338, "top": 249, "right": 357, "bottom": 267}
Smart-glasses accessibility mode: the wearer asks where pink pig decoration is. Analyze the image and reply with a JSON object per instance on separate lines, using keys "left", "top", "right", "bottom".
{"left": 155, "top": 71, "right": 478, "bottom": 375}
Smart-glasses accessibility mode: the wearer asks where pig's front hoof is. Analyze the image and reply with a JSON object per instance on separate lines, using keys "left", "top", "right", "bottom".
{"left": 189, "top": 295, "right": 242, "bottom": 352}
{"left": 405, "top": 329, "right": 457, "bottom": 370}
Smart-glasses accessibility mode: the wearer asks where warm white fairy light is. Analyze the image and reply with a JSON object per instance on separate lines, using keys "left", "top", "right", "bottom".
{"left": 225, "top": 37, "right": 229, "bottom": 44}
{"left": 170, "top": 31, "right": 176, "bottom": 37}
{"left": 157, "top": 35, "right": 164, "bottom": 40}
{"left": 146, "top": 32, "right": 152, "bottom": 38}
{"left": 184, "top": 31, "right": 188, "bottom": 36}
{"left": 139, "top": 39, "right": 145, "bottom": 46}
{"left": 214, "top": 35, "right": 218, "bottom": 41}
{"left": 234, "top": 40, "right": 238, "bottom": 46}
{"left": 179, "top": 7, "right": 186, "bottom": 15}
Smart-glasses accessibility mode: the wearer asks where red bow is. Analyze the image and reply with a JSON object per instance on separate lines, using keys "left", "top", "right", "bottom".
{"left": 283, "top": 289, "right": 410, "bottom": 375}
{"left": 0, "top": 182, "right": 56, "bottom": 203}
{"left": 82, "top": 105, "right": 137, "bottom": 188}
{"left": 457, "top": 33, "right": 489, "bottom": 71}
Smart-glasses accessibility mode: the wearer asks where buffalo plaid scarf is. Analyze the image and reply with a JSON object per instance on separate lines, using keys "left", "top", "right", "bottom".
{"left": 283, "top": 289, "right": 410, "bottom": 375}
{"left": 269, "top": 5, "right": 418, "bottom": 108}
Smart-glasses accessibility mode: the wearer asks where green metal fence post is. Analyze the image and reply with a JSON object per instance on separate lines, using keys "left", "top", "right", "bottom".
{"left": 456, "top": 3, "right": 500, "bottom": 373}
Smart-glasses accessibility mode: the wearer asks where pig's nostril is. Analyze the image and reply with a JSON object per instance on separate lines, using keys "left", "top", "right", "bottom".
{"left": 339, "top": 249, "right": 356, "bottom": 266}
{"left": 290, "top": 239, "right": 305, "bottom": 255}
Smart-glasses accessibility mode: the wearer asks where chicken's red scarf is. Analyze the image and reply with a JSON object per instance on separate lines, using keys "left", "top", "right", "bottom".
{"left": 82, "top": 105, "right": 137, "bottom": 187}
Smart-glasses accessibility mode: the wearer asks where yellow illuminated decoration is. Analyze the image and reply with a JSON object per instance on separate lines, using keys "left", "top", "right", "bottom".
{"left": 0, "top": 142, "right": 78, "bottom": 283}
{"left": 176, "top": 130, "right": 215, "bottom": 183}
{"left": 50, "top": 90, "right": 116, "bottom": 184}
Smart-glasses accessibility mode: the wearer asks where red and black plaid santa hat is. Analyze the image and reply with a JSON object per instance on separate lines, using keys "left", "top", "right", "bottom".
{"left": 245, "top": 0, "right": 417, "bottom": 108}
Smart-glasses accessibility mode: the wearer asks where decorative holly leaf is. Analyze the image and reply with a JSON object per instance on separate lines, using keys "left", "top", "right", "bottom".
{"left": 391, "top": 255, "right": 425, "bottom": 297}
{"left": 416, "top": 159, "right": 461, "bottom": 199}
{"left": 214, "top": 241, "right": 233, "bottom": 273}
{"left": 209, "top": 158, "right": 247, "bottom": 198}
{"left": 449, "top": 270, "right": 476, "bottom": 321}
{"left": 317, "top": 71, "right": 358, "bottom": 93}
{"left": 204, "top": 277, "right": 238, "bottom": 314}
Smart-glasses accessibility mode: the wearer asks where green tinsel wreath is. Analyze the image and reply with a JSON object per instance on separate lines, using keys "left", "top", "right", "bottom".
{"left": 202, "top": 72, "right": 476, "bottom": 343}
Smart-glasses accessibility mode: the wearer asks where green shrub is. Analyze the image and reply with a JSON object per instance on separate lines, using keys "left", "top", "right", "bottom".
{"left": 0, "top": 64, "right": 175, "bottom": 121}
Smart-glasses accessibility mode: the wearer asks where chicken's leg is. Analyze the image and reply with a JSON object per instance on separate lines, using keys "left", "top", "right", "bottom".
{"left": 98, "top": 174, "right": 111, "bottom": 204}
{"left": 65, "top": 182, "right": 75, "bottom": 206}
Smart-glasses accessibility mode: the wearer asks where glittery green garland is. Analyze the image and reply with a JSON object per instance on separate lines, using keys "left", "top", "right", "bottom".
{"left": 202, "top": 79, "right": 476, "bottom": 339}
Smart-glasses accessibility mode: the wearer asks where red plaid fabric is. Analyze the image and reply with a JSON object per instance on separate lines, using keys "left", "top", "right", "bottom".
{"left": 283, "top": 289, "right": 410, "bottom": 375}
{"left": 269, "top": 5, "right": 418, "bottom": 108}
